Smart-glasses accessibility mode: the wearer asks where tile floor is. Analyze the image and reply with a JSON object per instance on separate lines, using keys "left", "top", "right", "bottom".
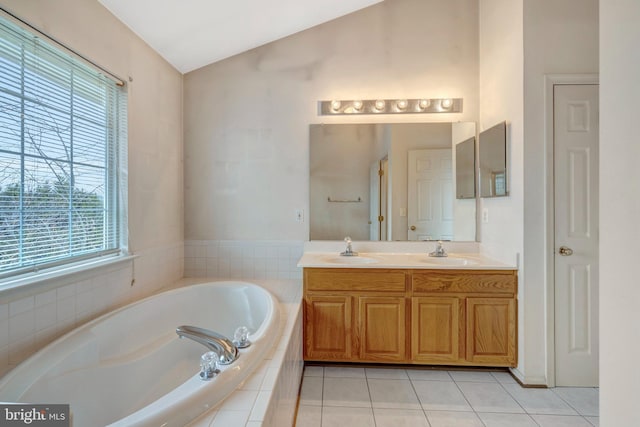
{"left": 295, "top": 365, "right": 599, "bottom": 427}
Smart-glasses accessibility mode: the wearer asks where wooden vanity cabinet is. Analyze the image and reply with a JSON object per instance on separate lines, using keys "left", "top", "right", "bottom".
{"left": 303, "top": 267, "right": 517, "bottom": 367}
{"left": 303, "top": 268, "right": 408, "bottom": 363}
{"left": 411, "top": 270, "right": 517, "bottom": 366}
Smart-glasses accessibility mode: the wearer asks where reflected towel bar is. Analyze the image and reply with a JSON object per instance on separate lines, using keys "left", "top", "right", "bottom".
{"left": 327, "top": 197, "right": 362, "bottom": 203}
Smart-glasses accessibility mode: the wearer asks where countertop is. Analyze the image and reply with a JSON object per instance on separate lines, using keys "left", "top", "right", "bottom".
{"left": 297, "top": 252, "right": 516, "bottom": 270}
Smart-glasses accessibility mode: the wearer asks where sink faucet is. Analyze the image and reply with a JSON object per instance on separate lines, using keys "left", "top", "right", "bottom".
{"left": 340, "top": 236, "right": 358, "bottom": 257}
{"left": 176, "top": 325, "right": 239, "bottom": 365}
{"left": 428, "top": 240, "right": 448, "bottom": 258}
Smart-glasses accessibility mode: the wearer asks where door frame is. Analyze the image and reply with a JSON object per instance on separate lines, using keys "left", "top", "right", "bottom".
{"left": 544, "top": 74, "right": 599, "bottom": 387}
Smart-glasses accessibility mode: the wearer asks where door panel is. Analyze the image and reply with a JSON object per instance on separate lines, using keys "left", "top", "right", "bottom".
{"left": 554, "top": 84, "right": 599, "bottom": 386}
{"left": 359, "top": 297, "right": 406, "bottom": 362}
{"left": 412, "top": 297, "right": 460, "bottom": 363}
{"left": 466, "top": 297, "right": 516, "bottom": 366}
{"left": 304, "top": 295, "right": 352, "bottom": 360}
{"left": 408, "top": 149, "right": 453, "bottom": 240}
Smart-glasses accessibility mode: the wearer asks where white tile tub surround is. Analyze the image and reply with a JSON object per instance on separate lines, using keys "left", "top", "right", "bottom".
{"left": 184, "top": 240, "right": 304, "bottom": 280}
{"left": 0, "top": 241, "right": 184, "bottom": 377}
{"left": 183, "top": 277, "right": 304, "bottom": 427}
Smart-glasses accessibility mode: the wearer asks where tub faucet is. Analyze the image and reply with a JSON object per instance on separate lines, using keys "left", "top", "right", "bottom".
{"left": 176, "top": 325, "right": 239, "bottom": 365}
{"left": 340, "top": 236, "right": 358, "bottom": 257}
{"left": 429, "top": 240, "right": 448, "bottom": 258}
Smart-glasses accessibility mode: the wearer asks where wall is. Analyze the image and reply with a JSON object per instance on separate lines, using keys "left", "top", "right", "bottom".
{"left": 600, "top": 0, "right": 640, "bottom": 424}
{"left": 478, "top": 0, "right": 526, "bottom": 378}
{"left": 479, "top": 0, "right": 599, "bottom": 386}
{"left": 522, "top": 0, "right": 598, "bottom": 385}
{"left": 0, "top": 0, "right": 183, "bottom": 374}
{"left": 184, "top": 0, "right": 479, "bottom": 241}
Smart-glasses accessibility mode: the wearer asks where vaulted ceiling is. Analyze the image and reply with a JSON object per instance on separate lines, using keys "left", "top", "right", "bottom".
{"left": 98, "top": 0, "right": 383, "bottom": 73}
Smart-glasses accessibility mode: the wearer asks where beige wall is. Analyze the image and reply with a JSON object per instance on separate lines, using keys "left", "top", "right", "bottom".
{"left": 522, "top": 0, "right": 599, "bottom": 386}
{"left": 600, "top": 0, "right": 640, "bottom": 424}
{"left": 0, "top": 0, "right": 184, "bottom": 371}
{"left": 184, "top": 0, "right": 480, "bottom": 241}
{"left": 0, "top": 0, "right": 184, "bottom": 254}
{"left": 479, "top": 0, "right": 599, "bottom": 385}
{"left": 478, "top": 0, "right": 526, "bottom": 378}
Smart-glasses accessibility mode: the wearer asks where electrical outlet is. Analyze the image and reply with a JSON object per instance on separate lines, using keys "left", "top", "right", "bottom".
{"left": 482, "top": 208, "right": 489, "bottom": 223}
{"left": 295, "top": 209, "right": 304, "bottom": 223}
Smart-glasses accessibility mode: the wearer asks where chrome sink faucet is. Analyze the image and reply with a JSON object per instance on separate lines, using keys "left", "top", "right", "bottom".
{"left": 340, "top": 236, "right": 358, "bottom": 257}
{"left": 176, "top": 325, "right": 239, "bottom": 365}
{"left": 428, "top": 240, "right": 448, "bottom": 257}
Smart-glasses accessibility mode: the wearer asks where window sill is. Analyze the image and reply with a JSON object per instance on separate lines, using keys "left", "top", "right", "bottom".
{"left": 0, "top": 254, "right": 136, "bottom": 301}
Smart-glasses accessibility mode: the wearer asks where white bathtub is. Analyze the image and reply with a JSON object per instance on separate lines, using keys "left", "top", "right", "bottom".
{"left": 0, "top": 281, "right": 280, "bottom": 427}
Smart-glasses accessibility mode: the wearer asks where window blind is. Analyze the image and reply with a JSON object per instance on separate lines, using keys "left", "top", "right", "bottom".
{"left": 0, "top": 14, "right": 127, "bottom": 279}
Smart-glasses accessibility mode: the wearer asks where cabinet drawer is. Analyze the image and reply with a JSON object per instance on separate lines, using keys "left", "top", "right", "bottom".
{"left": 412, "top": 270, "right": 516, "bottom": 294}
{"left": 305, "top": 269, "right": 406, "bottom": 293}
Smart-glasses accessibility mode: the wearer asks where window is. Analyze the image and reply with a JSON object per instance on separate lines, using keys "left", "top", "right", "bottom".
{"left": 0, "top": 14, "right": 127, "bottom": 279}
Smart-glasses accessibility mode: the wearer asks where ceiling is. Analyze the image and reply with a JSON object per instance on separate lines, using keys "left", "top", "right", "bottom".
{"left": 98, "top": 0, "right": 383, "bottom": 74}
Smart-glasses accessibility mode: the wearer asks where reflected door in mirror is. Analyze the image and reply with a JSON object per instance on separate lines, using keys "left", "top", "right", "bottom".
{"left": 407, "top": 149, "right": 453, "bottom": 241}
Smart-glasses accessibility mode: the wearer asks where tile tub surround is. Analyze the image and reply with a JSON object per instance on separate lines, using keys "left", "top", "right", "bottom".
{"left": 177, "top": 278, "right": 304, "bottom": 427}
{"left": 295, "top": 366, "right": 599, "bottom": 427}
{"left": 184, "top": 240, "right": 304, "bottom": 280}
{"left": 0, "top": 242, "right": 184, "bottom": 377}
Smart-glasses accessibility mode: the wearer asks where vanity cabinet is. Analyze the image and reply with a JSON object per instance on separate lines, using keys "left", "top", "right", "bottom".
{"left": 303, "top": 267, "right": 517, "bottom": 367}
{"left": 303, "top": 268, "right": 408, "bottom": 363}
{"left": 411, "top": 270, "right": 517, "bottom": 366}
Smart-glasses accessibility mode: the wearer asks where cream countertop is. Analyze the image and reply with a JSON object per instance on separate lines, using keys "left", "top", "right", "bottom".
{"left": 297, "top": 252, "right": 516, "bottom": 270}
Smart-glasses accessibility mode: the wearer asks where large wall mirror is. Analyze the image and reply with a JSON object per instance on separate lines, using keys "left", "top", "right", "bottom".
{"left": 309, "top": 122, "right": 477, "bottom": 241}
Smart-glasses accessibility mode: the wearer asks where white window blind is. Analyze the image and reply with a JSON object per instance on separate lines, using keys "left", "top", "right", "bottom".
{"left": 0, "top": 14, "right": 127, "bottom": 279}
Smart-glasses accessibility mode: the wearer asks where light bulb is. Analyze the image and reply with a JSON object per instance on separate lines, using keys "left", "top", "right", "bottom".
{"left": 352, "top": 100, "right": 363, "bottom": 111}
{"left": 441, "top": 98, "right": 453, "bottom": 109}
{"left": 418, "top": 99, "right": 431, "bottom": 110}
{"left": 330, "top": 100, "right": 341, "bottom": 112}
{"left": 396, "top": 99, "right": 408, "bottom": 110}
{"left": 374, "top": 100, "right": 386, "bottom": 111}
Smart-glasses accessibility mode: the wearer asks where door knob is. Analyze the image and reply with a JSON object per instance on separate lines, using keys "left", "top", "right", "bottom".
{"left": 410, "top": 225, "right": 416, "bottom": 231}
{"left": 558, "top": 246, "right": 574, "bottom": 256}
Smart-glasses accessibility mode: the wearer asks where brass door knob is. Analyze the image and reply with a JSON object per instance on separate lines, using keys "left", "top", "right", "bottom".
{"left": 558, "top": 246, "right": 574, "bottom": 256}
{"left": 410, "top": 225, "right": 416, "bottom": 231}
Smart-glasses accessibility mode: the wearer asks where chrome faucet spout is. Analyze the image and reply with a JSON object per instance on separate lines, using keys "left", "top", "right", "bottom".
{"left": 340, "top": 236, "right": 358, "bottom": 257}
{"left": 176, "top": 325, "right": 239, "bottom": 365}
{"left": 428, "top": 240, "right": 448, "bottom": 258}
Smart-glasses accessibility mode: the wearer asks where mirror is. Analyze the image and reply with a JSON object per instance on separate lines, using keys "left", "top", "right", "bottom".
{"left": 456, "top": 137, "right": 476, "bottom": 199}
{"left": 479, "top": 121, "right": 508, "bottom": 198}
{"left": 309, "top": 122, "right": 477, "bottom": 241}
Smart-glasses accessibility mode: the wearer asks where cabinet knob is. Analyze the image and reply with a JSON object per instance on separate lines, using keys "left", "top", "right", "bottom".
{"left": 410, "top": 225, "right": 416, "bottom": 231}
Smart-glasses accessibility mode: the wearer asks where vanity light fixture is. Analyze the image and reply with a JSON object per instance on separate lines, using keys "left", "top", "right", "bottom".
{"left": 318, "top": 98, "right": 463, "bottom": 115}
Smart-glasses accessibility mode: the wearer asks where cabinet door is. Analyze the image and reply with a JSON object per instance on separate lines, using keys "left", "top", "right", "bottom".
{"left": 466, "top": 297, "right": 516, "bottom": 366}
{"left": 359, "top": 297, "right": 407, "bottom": 362}
{"left": 304, "top": 295, "right": 353, "bottom": 361}
{"left": 412, "top": 297, "right": 461, "bottom": 363}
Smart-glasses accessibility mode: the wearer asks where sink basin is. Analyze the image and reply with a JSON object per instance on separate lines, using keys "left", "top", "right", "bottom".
{"left": 420, "top": 256, "right": 478, "bottom": 266}
{"left": 322, "top": 255, "right": 379, "bottom": 265}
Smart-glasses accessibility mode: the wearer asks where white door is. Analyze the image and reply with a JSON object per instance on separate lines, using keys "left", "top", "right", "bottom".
{"left": 554, "top": 84, "right": 599, "bottom": 386}
{"left": 407, "top": 149, "right": 453, "bottom": 241}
